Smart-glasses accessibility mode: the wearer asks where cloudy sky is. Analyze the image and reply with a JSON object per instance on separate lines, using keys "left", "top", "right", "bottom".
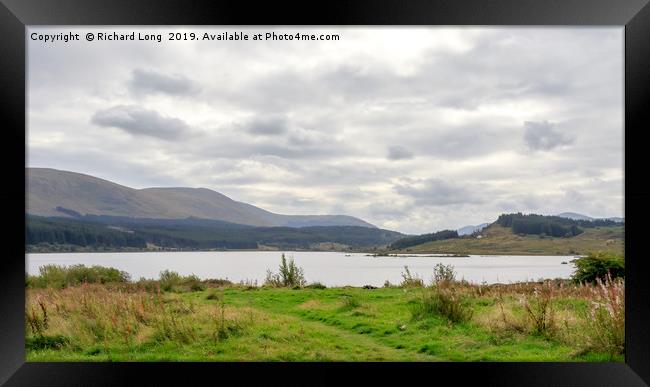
{"left": 27, "top": 27, "right": 623, "bottom": 234}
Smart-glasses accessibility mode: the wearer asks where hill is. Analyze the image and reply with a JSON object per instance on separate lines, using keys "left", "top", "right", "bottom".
{"left": 26, "top": 215, "right": 403, "bottom": 252}
{"left": 26, "top": 168, "right": 375, "bottom": 228}
{"left": 392, "top": 224, "right": 624, "bottom": 256}
{"left": 556, "top": 212, "right": 594, "bottom": 221}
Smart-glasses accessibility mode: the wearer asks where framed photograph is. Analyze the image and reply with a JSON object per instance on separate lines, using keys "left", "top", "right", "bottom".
{"left": 1, "top": 0, "right": 649, "bottom": 385}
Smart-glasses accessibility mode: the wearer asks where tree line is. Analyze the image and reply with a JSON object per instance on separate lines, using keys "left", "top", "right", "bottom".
{"left": 389, "top": 229, "right": 459, "bottom": 250}
{"left": 25, "top": 215, "right": 403, "bottom": 251}
{"left": 495, "top": 213, "right": 622, "bottom": 238}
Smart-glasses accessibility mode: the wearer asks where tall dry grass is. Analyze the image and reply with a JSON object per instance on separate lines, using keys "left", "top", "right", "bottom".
{"left": 581, "top": 274, "right": 624, "bottom": 356}
{"left": 471, "top": 277, "right": 625, "bottom": 356}
{"left": 25, "top": 283, "right": 255, "bottom": 351}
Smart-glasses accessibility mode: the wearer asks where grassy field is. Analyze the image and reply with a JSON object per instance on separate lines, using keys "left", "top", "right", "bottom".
{"left": 26, "top": 278, "right": 624, "bottom": 362}
{"left": 397, "top": 225, "right": 624, "bottom": 256}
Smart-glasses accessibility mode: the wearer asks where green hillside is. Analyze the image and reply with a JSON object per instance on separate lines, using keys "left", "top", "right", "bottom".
{"left": 393, "top": 224, "right": 624, "bottom": 256}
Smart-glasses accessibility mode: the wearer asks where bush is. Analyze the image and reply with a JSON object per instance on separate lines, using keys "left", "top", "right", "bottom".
{"left": 185, "top": 274, "right": 207, "bottom": 292}
{"left": 27, "top": 264, "right": 130, "bottom": 288}
{"left": 159, "top": 270, "right": 183, "bottom": 292}
{"left": 572, "top": 252, "right": 624, "bottom": 284}
{"left": 432, "top": 263, "right": 456, "bottom": 286}
{"left": 400, "top": 266, "right": 424, "bottom": 288}
{"left": 264, "top": 254, "right": 306, "bottom": 288}
{"left": 411, "top": 287, "right": 472, "bottom": 324}
{"left": 159, "top": 271, "right": 206, "bottom": 292}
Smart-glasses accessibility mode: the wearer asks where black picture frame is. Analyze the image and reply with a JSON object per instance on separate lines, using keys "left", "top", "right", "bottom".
{"left": 1, "top": 0, "right": 649, "bottom": 385}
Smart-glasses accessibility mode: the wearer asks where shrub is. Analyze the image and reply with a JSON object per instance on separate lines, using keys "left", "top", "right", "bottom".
{"left": 27, "top": 264, "right": 130, "bottom": 288}
{"left": 264, "top": 254, "right": 306, "bottom": 288}
{"left": 572, "top": 252, "right": 624, "bottom": 284}
{"left": 411, "top": 287, "right": 472, "bottom": 324}
{"left": 582, "top": 275, "right": 625, "bottom": 356}
{"left": 400, "top": 266, "right": 424, "bottom": 288}
{"left": 158, "top": 271, "right": 206, "bottom": 292}
{"left": 432, "top": 263, "right": 456, "bottom": 286}
{"left": 184, "top": 274, "right": 206, "bottom": 292}
{"left": 159, "top": 270, "right": 183, "bottom": 292}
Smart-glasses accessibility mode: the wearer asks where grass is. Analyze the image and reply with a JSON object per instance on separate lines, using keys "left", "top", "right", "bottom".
{"left": 398, "top": 225, "right": 624, "bottom": 256}
{"left": 26, "top": 279, "right": 624, "bottom": 362}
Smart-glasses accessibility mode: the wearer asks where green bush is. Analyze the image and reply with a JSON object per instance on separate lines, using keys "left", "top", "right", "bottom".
{"left": 159, "top": 270, "right": 182, "bottom": 291}
{"left": 27, "top": 264, "right": 130, "bottom": 288}
{"left": 432, "top": 263, "right": 456, "bottom": 286}
{"left": 264, "top": 254, "right": 306, "bottom": 288}
{"left": 572, "top": 253, "right": 624, "bottom": 284}
{"left": 185, "top": 274, "right": 207, "bottom": 292}
{"left": 159, "top": 271, "right": 207, "bottom": 292}
{"left": 400, "top": 266, "right": 424, "bottom": 288}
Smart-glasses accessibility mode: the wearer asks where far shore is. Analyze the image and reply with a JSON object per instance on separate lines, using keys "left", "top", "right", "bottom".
{"left": 26, "top": 248, "right": 580, "bottom": 257}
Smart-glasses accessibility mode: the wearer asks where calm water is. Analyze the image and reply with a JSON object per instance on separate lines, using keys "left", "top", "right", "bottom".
{"left": 26, "top": 251, "right": 577, "bottom": 287}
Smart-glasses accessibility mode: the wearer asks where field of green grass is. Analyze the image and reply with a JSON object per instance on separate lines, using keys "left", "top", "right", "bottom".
{"left": 26, "top": 279, "right": 624, "bottom": 362}
{"left": 397, "top": 225, "right": 624, "bottom": 256}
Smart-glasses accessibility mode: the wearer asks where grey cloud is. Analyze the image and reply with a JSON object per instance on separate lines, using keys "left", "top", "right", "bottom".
{"left": 394, "top": 178, "right": 483, "bottom": 206}
{"left": 244, "top": 115, "right": 289, "bottom": 135}
{"left": 367, "top": 201, "right": 414, "bottom": 219}
{"left": 91, "top": 105, "right": 190, "bottom": 140}
{"left": 129, "top": 69, "right": 200, "bottom": 96}
{"left": 524, "top": 120, "right": 574, "bottom": 151}
{"left": 28, "top": 27, "right": 624, "bottom": 233}
{"left": 190, "top": 138, "right": 348, "bottom": 161}
{"left": 387, "top": 145, "right": 414, "bottom": 160}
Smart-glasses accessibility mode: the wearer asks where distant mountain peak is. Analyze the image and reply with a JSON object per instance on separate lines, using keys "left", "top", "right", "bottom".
{"left": 555, "top": 212, "right": 623, "bottom": 222}
{"left": 26, "top": 167, "right": 376, "bottom": 228}
{"left": 457, "top": 223, "right": 489, "bottom": 236}
{"left": 556, "top": 212, "right": 594, "bottom": 221}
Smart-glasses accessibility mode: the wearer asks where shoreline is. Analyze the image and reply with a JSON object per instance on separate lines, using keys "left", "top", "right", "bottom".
{"left": 26, "top": 249, "right": 581, "bottom": 257}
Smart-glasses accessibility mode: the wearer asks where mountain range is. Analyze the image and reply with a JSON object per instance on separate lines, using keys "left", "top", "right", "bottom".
{"left": 26, "top": 168, "right": 375, "bottom": 228}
